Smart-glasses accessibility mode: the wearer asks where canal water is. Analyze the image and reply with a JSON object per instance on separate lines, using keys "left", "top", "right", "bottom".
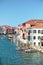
{"left": 0, "top": 35, "right": 43, "bottom": 65}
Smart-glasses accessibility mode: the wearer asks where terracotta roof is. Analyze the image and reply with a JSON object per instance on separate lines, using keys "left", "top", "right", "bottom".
{"left": 22, "top": 20, "right": 43, "bottom": 28}
{"left": 26, "top": 19, "right": 43, "bottom": 23}
{"left": 19, "top": 20, "right": 43, "bottom": 29}
{"left": 24, "top": 19, "right": 43, "bottom": 25}
{"left": 31, "top": 23, "right": 43, "bottom": 28}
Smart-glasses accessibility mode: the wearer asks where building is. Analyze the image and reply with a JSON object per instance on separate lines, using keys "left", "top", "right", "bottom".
{"left": 0, "top": 27, "right": 3, "bottom": 34}
{"left": 2, "top": 25, "right": 16, "bottom": 34}
{"left": 2, "top": 25, "right": 8, "bottom": 34}
{"left": 19, "top": 20, "right": 43, "bottom": 47}
{"left": 6, "top": 27, "right": 15, "bottom": 34}
{"left": 18, "top": 23, "right": 30, "bottom": 31}
{"left": 18, "top": 22, "right": 30, "bottom": 39}
{"left": 26, "top": 20, "right": 43, "bottom": 47}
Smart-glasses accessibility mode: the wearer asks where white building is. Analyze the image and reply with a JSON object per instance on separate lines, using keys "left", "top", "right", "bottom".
{"left": 19, "top": 20, "right": 43, "bottom": 47}
{"left": 27, "top": 28, "right": 43, "bottom": 47}
{"left": 25, "top": 20, "right": 43, "bottom": 47}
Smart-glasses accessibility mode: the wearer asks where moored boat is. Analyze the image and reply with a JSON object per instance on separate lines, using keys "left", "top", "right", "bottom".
{"left": 8, "top": 35, "right": 13, "bottom": 42}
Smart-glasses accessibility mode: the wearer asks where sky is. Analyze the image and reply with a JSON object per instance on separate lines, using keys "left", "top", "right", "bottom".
{"left": 0, "top": 0, "right": 43, "bottom": 27}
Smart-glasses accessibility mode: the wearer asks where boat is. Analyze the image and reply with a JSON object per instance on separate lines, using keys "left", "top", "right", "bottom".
{"left": 25, "top": 49, "right": 32, "bottom": 52}
{"left": 8, "top": 35, "right": 13, "bottom": 42}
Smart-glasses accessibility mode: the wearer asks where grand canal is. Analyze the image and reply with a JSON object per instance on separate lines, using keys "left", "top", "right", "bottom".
{"left": 0, "top": 35, "right": 43, "bottom": 65}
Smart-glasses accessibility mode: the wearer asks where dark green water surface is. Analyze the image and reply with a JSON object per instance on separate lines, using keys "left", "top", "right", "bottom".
{"left": 0, "top": 35, "right": 43, "bottom": 65}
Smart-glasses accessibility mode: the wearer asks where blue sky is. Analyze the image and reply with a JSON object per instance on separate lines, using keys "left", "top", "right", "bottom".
{"left": 0, "top": 0, "right": 43, "bottom": 27}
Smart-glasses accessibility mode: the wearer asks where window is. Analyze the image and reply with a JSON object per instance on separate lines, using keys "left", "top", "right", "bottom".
{"left": 34, "top": 42, "right": 36, "bottom": 46}
{"left": 29, "top": 30, "right": 31, "bottom": 33}
{"left": 28, "top": 36, "right": 30, "bottom": 41}
{"left": 38, "top": 30, "right": 40, "bottom": 33}
{"left": 38, "top": 42, "right": 40, "bottom": 46}
{"left": 28, "top": 30, "right": 31, "bottom": 34}
{"left": 33, "top": 36, "right": 36, "bottom": 39}
{"left": 33, "top": 30, "right": 36, "bottom": 33}
{"left": 41, "top": 30, "right": 43, "bottom": 34}
{"left": 29, "top": 30, "right": 30, "bottom": 33}
{"left": 41, "top": 36, "right": 43, "bottom": 40}
{"left": 38, "top": 36, "right": 40, "bottom": 40}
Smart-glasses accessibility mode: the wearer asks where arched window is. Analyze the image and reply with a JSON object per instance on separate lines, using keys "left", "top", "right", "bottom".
{"left": 38, "top": 36, "right": 40, "bottom": 40}
{"left": 33, "top": 36, "right": 36, "bottom": 40}
{"left": 34, "top": 42, "right": 36, "bottom": 46}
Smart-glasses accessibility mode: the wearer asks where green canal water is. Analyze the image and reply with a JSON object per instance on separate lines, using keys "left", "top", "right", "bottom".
{"left": 0, "top": 35, "right": 43, "bottom": 65}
